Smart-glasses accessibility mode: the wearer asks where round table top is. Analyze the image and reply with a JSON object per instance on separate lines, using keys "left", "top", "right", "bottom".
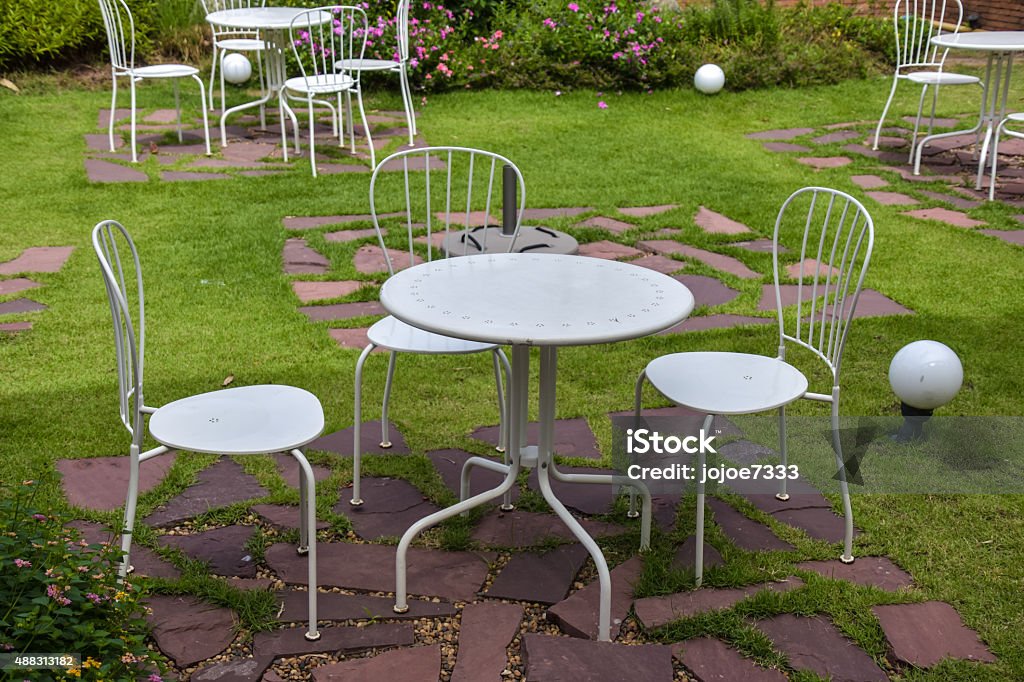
{"left": 380, "top": 253, "right": 695, "bottom": 346}
{"left": 932, "top": 31, "right": 1024, "bottom": 51}
{"left": 206, "top": 7, "right": 331, "bottom": 30}
{"left": 149, "top": 384, "right": 324, "bottom": 455}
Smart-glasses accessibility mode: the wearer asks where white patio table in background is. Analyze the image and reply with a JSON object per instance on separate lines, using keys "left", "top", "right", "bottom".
{"left": 204, "top": 6, "right": 331, "bottom": 147}
{"left": 380, "top": 253, "right": 695, "bottom": 642}
{"left": 913, "top": 31, "right": 1024, "bottom": 188}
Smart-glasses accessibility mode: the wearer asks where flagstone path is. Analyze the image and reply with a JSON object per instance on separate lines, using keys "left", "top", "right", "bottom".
{"left": 0, "top": 246, "right": 75, "bottom": 334}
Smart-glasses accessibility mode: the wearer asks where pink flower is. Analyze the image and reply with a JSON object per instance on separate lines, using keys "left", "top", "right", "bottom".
{"left": 543, "top": 17, "right": 557, "bottom": 29}
{"left": 33, "top": 514, "right": 46, "bottom": 522}
{"left": 636, "top": 11, "right": 644, "bottom": 22}
{"left": 598, "top": 101, "right": 608, "bottom": 109}
{"left": 14, "top": 559, "right": 30, "bottom": 568}
{"left": 568, "top": 2, "right": 579, "bottom": 10}
{"left": 86, "top": 592, "right": 102, "bottom": 604}
{"left": 148, "top": 675, "right": 163, "bottom": 682}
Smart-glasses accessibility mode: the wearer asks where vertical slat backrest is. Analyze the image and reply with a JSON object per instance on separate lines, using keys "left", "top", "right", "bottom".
{"left": 368, "top": 147, "right": 527, "bottom": 277}
{"left": 97, "top": 0, "right": 133, "bottom": 71}
{"left": 92, "top": 220, "right": 145, "bottom": 442}
{"left": 772, "top": 188, "right": 874, "bottom": 382}
{"left": 894, "top": 0, "right": 963, "bottom": 70}
{"left": 200, "top": 0, "right": 266, "bottom": 39}
{"left": 291, "top": 6, "right": 367, "bottom": 84}
{"left": 396, "top": 0, "right": 410, "bottom": 61}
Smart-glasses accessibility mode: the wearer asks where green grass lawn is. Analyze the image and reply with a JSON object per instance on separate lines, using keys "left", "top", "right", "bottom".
{"left": 2, "top": 69, "right": 1024, "bottom": 679}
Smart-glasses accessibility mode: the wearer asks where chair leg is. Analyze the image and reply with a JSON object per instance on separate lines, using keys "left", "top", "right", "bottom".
{"left": 108, "top": 70, "right": 119, "bottom": 153}
{"left": 174, "top": 79, "right": 183, "bottom": 144}
{"left": 628, "top": 369, "right": 648, "bottom": 516}
{"left": 192, "top": 74, "right": 212, "bottom": 156}
{"left": 308, "top": 99, "right": 317, "bottom": 178}
{"left": 279, "top": 94, "right": 289, "bottom": 163}
{"left": 380, "top": 351, "right": 397, "bottom": 448}
{"left": 493, "top": 348, "right": 513, "bottom": 510}
{"left": 695, "top": 413, "right": 713, "bottom": 587}
{"left": 990, "top": 120, "right": 1008, "bottom": 201}
{"left": 354, "top": 86, "right": 375, "bottom": 168}
{"left": 909, "top": 83, "right": 930, "bottom": 163}
{"left": 291, "top": 448, "right": 320, "bottom": 641}
{"left": 129, "top": 77, "right": 138, "bottom": 163}
{"left": 830, "top": 407, "right": 855, "bottom": 564}
{"left": 872, "top": 75, "right": 900, "bottom": 150}
{"left": 297, "top": 453, "right": 309, "bottom": 554}
{"left": 256, "top": 50, "right": 267, "bottom": 128}
{"left": 219, "top": 50, "right": 229, "bottom": 115}
{"left": 399, "top": 65, "right": 415, "bottom": 143}
{"left": 777, "top": 404, "right": 790, "bottom": 501}
{"left": 351, "top": 343, "right": 376, "bottom": 506}
{"left": 118, "top": 444, "right": 142, "bottom": 579}
{"left": 208, "top": 44, "right": 219, "bottom": 111}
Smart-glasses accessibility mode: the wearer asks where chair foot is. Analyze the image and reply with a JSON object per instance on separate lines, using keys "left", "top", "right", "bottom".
{"left": 379, "top": 441, "right": 392, "bottom": 449}
{"left": 500, "top": 503, "right": 515, "bottom": 511}
{"left": 296, "top": 546, "right": 309, "bottom": 555}
{"left": 393, "top": 604, "right": 409, "bottom": 614}
{"left": 626, "top": 510, "right": 640, "bottom": 519}
{"left": 840, "top": 553, "right": 855, "bottom": 564}
{"left": 303, "top": 631, "right": 321, "bottom": 642}
{"left": 775, "top": 493, "right": 790, "bottom": 502}
{"left": 125, "top": 564, "right": 135, "bottom": 575}
{"left": 495, "top": 446, "right": 505, "bottom": 453}
{"left": 349, "top": 498, "right": 364, "bottom": 507}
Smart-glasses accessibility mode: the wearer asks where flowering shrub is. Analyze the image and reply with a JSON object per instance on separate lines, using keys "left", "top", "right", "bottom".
{"left": 0, "top": 480, "right": 166, "bottom": 681}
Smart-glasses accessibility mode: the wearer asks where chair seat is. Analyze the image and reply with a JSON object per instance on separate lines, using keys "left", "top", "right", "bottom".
{"left": 368, "top": 315, "right": 499, "bottom": 354}
{"left": 131, "top": 64, "right": 201, "bottom": 79}
{"left": 335, "top": 58, "right": 403, "bottom": 73}
{"left": 905, "top": 71, "right": 980, "bottom": 86}
{"left": 284, "top": 74, "right": 355, "bottom": 95}
{"left": 216, "top": 38, "right": 266, "bottom": 51}
{"left": 148, "top": 384, "right": 324, "bottom": 455}
{"left": 645, "top": 351, "right": 808, "bottom": 415}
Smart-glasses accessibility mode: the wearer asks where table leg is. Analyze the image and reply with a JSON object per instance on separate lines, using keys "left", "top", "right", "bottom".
{"left": 975, "top": 52, "right": 1015, "bottom": 190}
{"left": 547, "top": 462, "right": 652, "bottom": 551}
{"left": 219, "top": 28, "right": 282, "bottom": 147}
{"left": 533, "top": 346, "right": 613, "bottom": 642}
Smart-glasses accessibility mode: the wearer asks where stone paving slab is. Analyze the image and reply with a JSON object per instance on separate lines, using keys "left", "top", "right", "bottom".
{"left": 658, "top": 314, "right": 773, "bottom": 334}
{"left": 917, "top": 190, "right": 981, "bottom": 209}
{"left": 227, "top": 577, "right": 276, "bottom": 591}
{"left": 275, "top": 590, "right": 455, "bottom": 622}
{"left": 757, "top": 285, "right": 912, "bottom": 319}
{"left": 673, "top": 274, "right": 740, "bottom": 308}
{"left": 146, "top": 594, "right": 237, "bottom": 667}
{"left": 84, "top": 158, "right": 149, "bottom": 183}
{"left": 85, "top": 133, "right": 123, "bottom": 151}
{"left": 265, "top": 542, "right": 494, "bottom": 601}
{"left": 672, "top": 534, "right": 723, "bottom": 573}
{"left": 671, "top": 638, "right": 787, "bottom": 682}
{"left": 0, "top": 277, "right": 41, "bottom": 296}
{"left": 312, "top": 644, "right": 441, "bottom": 682}
{"left": 253, "top": 622, "right": 414, "bottom": 659}
{"left": 889, "top": 166, "right": 963, "bottom": 184}
{"left": 619, "top": 204, "right": 677, "bottom": 217}
{"left": 57, "top": 454, "right": 177, "bottom": 511}
{"left": 308, "top": 421, "right": 411, "bottom": 457}
{"left": 354, "top": 245, "right": 422, "bottom": 274}
{"left": 485, "top": 543, "right": 589, "bottom": 604}
{"left": 706, "top": 498, "right": 794, "bottom": 552}
{"left": 629, "top": 254, "right": 687, "bottom": 274}
{"left": 694, "top": 207, "right": 752, "bottom": 235}
{"left": 979, "top": 228, "right": 1024, "bottom": 246}
{"left": 0, "top": 246, "right": 74, "bottom": 274}
{"left": 426, "top": 448, "right": 520, "bottom": 504}
{"left": 240, "top": 169, "right": 289, "bottom": 178}
{"left": 324, "top": 228, "right": 380, "bottom": 243}
{"left": 577, "top": 240, "right": 645, "bottom": 260}
{"left": 162, "top": 171, "right": 231, "bottom": 182}
{"left": 797, "top": 556, "right": 913, "bottom": 591}
{"left": 634, "top": 578, "right": 803, "bottom": 629}
{"left": 866, "top": 191, "right": 918, "bottom": 206}
{"left": 903, "top": 207, "right": 986, "bottom": 228}
{"left": 813, "top": 130, "right": 861, "bottom": 144}
{"left": 638, "top": 241, "right": 759, "bottom": 279}
{"left": 378, "top": 154, "right": 446, "bottom": 171}
{"left": 271, "top": 452, "right": 332, "bottom": 489}
{"left": 316, "top": 163, "right": 372, "bottom": 175}
{"left": 328, "top": 327, "right": 372, "bottom": 349}
{"left": 607, "top": 408, "right": 742, "bottom": 439}
{"left": 251, "top": 504, "right": 329, "bottom": 531}
{"left": 283, "top": 238, "right": 329, "bottom": 274}
{"left": 159, "top": 524, "right": 257, "bottom": 577}
{"left": 763, "top": 142, "right": 811, "bottom": 152}
{"left": 192, "top": 656, "right": 274, "bottom": 682}
{"left": 291, "top": 280, "right": 367, "bottom": 303}
{"left": 770, "top": 507, "right": 850, "bottom": 543}
{"left": 0, "top": 321, "right": 32, "bottom": 333}
{"left": 451, "top": 602, "right": 523, "bottom": 682}
{"left": 576, "top": 216, "right": 636, "bottom": 234}
{"left": 785, "top": 258, "right": 840, "bottom": 280}
{"left": 872, "top": 601, "right": 995, "bottom": 667}
{"left": 547, "top": 555, "right": 642, "bottom": 640}
{"left": 717, "top": 440, "right": 776, "bottom": 465}
{"left": 726, "top": 478, "right": 832, "bottom": 515}
{"left": 756, "top": 614, "right": 888, "bottom": 682}
{"left": 746, "top": 128, "right": 814, "bottom": 140}
{"left": 523, "top": 633, "right": 673, "bottom": 680}
{"left": 336, "top": 477, "right": 442, "bottom": 540}
{"left": 521, "top": 207, "right": 595, "bottom": 219}
{"left": 471, "top": 509, "right": 627, "bottom": 549}
{"left": 69, "top": 520, "right": 182, "bottom": 580}
{"left": 851, "top": 174, "right": 889, "bottom": 189}
{"left": 526, "top": 465, "right": 615, "bottom": 516}
{"left": 472, "top": 418, "right": 600, "bottom": 458}
{"left": 144, "top": 458, "right": 269, "bottom": 527}
{"left": 283, "top": 213, "right": 403, "bottom": 230}
{"left": 730, "top": 239, "right": 782, "bottom": 253}
{"left": 796, "top": 156, "right": 852, "bottom": 169}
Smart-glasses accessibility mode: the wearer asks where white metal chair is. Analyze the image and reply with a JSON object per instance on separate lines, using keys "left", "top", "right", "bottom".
{"left": 97, "top": 0, "right": 211, "bottom": 163}
{"left": 334, "top": 0, "right": 416, "bottom": 146}
{"left": 200, "top": 0, "right": 268, "bottom": 121}
{"left": 349, "top": 146, "right": 524, "bottom": 506}
{"left": 92, "top": 220, "right": 323, "bottom": 641}
{"left": 283, "top": 6, "right": 374, "bottom": 177}
{"left": 634, "top": 188, "right": 874, "bottom": 585}
{"left": 872, "top": 0, "right": 981, "bottom": 160}
{"left": 988, "top": 113, "right": 1024, "bottom": 200}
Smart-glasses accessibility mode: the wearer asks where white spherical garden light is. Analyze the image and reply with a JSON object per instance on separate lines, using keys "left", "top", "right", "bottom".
{"left": 888, "top": 340, "right": 963, "bottom": 441}
{"left": 222, "top": 53, "right": 253, "bottom": 85}
{"left": 694, "top": 64, "right": 725, "bottom": 95}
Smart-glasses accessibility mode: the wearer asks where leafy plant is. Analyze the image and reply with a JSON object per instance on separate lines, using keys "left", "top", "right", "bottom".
{"left": 0, "top": 479, "right": 167, "bottom": 681}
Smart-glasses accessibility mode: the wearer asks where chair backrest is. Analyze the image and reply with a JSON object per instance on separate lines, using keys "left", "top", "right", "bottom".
{"left": 395, "top": 0, "right": 410, "bottom": 62}
{"left": 368, "top": 146, "right": 527, "bottom": 276}
{"left": 92, "top": 220, "right": 146, "bottom": 441}
{"left": 200, "top": 0, "right": 266, "bottom": 39}
{"left": 771, "top": 187, "right": 874, "bottom": 383}
{"left": 97, "top": 0, "right": 134, "bottom": 71}
{"left": 290, "top": 6, "right": 368, "bottom": 82}
{"left": 892, "top": 0, "right": 965, "bottom": 70}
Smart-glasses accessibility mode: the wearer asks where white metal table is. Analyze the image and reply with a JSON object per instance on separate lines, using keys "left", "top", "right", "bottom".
{"left": 380, "top": 253, "right": 695, "bottom": 641}
{"left": 914, "top": 31, "right": 1024, "bottom": 188}
{"left": 205, "top": 7, "right": 331, "bottom": 147}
